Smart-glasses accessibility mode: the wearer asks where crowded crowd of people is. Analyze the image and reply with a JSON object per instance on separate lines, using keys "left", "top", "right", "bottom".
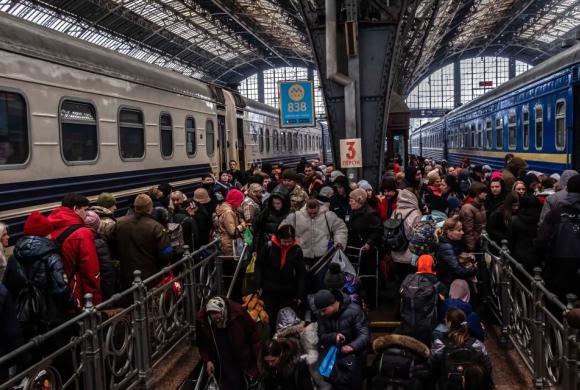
{"left": 1, "top": 153, "right": 579, "bottom": 389}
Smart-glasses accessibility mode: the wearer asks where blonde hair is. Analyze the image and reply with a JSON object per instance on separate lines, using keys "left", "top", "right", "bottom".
{"left": 435, "top": 215, "right": 461, "bottom": 240}
{"left": 169, "top": 191, "right": 188, "bottom": 211}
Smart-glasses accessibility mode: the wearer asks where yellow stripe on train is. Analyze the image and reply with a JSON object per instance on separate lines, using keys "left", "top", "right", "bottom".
{"left": 447, "top": 149, "right": 570, "bottom": 164}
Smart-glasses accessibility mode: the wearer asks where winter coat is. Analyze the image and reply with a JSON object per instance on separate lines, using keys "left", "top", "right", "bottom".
{"left": 91, "top": 231, "right": 116, "bottom": 301}
{"left": 430, "top": 336, "right": 493, "bottom": 389}
{"left": 288, "top": 185, "right": 309, "bottom": 213}
{"left": 240, "top": 195, "right": 262, "bottom": 224}
{"left": 317, "top": 291, "right": 370, "bottom": 389}
{"left": 508, "top": 201, "right": 541, "bottom": 271}
{"left": 254, "top": 237, "right": 306, "bottom": 298}
{"left": 261, "top": 338, "right": 314, "bottom": 390}
{"left": 171, "top": 207, "right": 200, "bottom": 251}
{"left": 90, "top": 205, "right": 116, "bottom": 238}
{"left": 391, "top": 189, "right": 423, "bottom": 264}
{"left": 0, "top": 284, "right": 22, "bottom": 383}
{"left": 330, "top": 193, "right": 351, "bottom": 222}
{"left": 485, "top": 193, "right": 505, "bottom": 220}
{"left": 438, "top": 298, "right": 485, "bottom": 342}
{"left": 539, "top": 170, "right": 579, "bottom": 225}
{"left": 280, "top": 203, "right": 348, "bottom": 258}
{"left": 459, "top": 200, "right": 486, "bottom": 251}
{"left": 253, "top": 185, "right": 290, "bottom": 251}
{"left": 216, "top": 202, "right": 243, "bottom": 256}
{"left": 486, "top": 206, "right": 509, "bottom": 244}
{"left": 376, "top": 195, "right": 397, "bottom": 223}
{"left": 536, "top": 192, "right": 580, "bottom": 259}
{"left": 347, "top": 204, "right": 383, "bottom": 248}
{"left": 4, "top": 236, "right": 76, "bottom": 317}
{"left": 193, "top": 202, "right": 212, "bottom": 247}
{"left": 501, "top": 157, "right": 527, "bottom": 190}
{"left": 111, "top": 213, "right": 170, "bottom": 289}
{"left": 196, "top": 298, "right": 260, "bottom": 378}
{"left": 48, "top": 207, "right": 102, "bottom": 306}
{"left": 435, "top": 236, "right": 477, "bottom": 286}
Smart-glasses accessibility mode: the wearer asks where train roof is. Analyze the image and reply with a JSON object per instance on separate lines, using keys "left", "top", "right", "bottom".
{"left": 450, "top": 43, "right": 580, "bottom": 118}
{"left": 242, "top": 97, "right": 279, "bottom": 117}
{"left": 0, "top": 12, "right": 216, "bottom": 102}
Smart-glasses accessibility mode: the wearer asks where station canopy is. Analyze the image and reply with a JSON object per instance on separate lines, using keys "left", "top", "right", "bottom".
{"left": 1, "top": 0, "right": 579, "bottom": 93}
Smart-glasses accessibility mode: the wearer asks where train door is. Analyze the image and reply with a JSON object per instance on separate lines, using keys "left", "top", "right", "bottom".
{"left": 217, "top": 115, "right": 228, "bottom": 171}
{"left": 573, "top": 86, "right": 580, "bottom": 171}
{"left": 236, "top": 118, "right": 246, "bottom": 172}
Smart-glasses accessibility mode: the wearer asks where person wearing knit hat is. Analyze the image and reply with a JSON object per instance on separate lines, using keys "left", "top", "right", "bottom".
{"left": 134, "top": 194, "right": 154, "bottom": 215}
{"left": 24, "top": 211, "right": 53, "bottom": 237}
{"left": 196, "top": 295, "right": 260, "bottom": 385}
{"left": 215, "top": 189, "right": 246, "bottom": 256}
{"left": 330, "top": 170, "right": 345, "bottom": 183}
{"left": 357, "top": 180, "right": 373, "bottom": 192}
{"left": 349, "top": 188, "right": 367, "bottom": 206}
{"left": 84, "top": 210, "right": 116, "bottom": 300}
{"left": 317, "top": 186, "right": 334, "bottom": 203}
{"left": 490, "top": 171, "right": 503, "bottom": 181}
{"left": 96, "top": 192, "right": 116, "bottom": 210}
{"left": 193, "top": 188, "right": 211, "bottom": 204}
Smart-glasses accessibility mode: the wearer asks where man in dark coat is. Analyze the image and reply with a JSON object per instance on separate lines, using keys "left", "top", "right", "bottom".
{"left": 192, "top": 188, "right": 213, "bottom": 247}
{"left": 315, "top": 289, "right": 370, "bottom": 390}
{"left": 111, "top": 194, "right": 171, "bottom": 289}
{"left": 330, "top": 175, "right": 351, "bottom": 221}
{"left": 196, "top": 296, "right": 260, "bottom": 390}
{"left": 508, "top": 195, "right": 542, "bottom": 273}
{"left": 253, "top": 184, "right": 290, "bottom": 253}
{"left": 536, "top": 175, "right": 580, "bottom": 301}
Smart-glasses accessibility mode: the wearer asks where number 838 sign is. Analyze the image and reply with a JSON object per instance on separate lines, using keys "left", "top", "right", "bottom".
{"left": 340, "top": 138, "right": 363, "bottom": 168}
{"left": 279, "top": 80, "right": 315, "bottom": 128}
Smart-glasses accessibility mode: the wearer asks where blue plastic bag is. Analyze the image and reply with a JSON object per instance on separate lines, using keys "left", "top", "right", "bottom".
{"left": 319, "top": 345, "right": 338, "bottom": 378}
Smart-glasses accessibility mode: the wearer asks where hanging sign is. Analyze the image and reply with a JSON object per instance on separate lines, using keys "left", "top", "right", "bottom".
{"left": 340, "top": 138, "right": 363, "bottom": 168}
{"left": 278, "top": 80, "right": 315, "bottom": 128}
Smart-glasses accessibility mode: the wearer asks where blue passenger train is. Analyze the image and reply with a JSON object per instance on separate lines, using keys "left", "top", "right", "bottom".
{"left": 410, "top": 44, "right": 580, "bottom": 174}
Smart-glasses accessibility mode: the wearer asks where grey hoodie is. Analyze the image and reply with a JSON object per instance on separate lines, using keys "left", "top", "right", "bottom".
{"left": 539, "top": 170, "right": 579, "bottom": 226}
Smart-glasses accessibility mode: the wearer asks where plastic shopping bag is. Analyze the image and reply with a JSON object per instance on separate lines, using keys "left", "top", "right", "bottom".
{"left": 243, "top": 228, "right": 254, "bottom": 248}
{"left": 318, "top": 345, "right": 338, "bottom": 378}
{"left": 205, "top": 375, "right": 220, "bottom": 390}
{"left": 330, "top": 249, "right": 357, "bottom": 276}
{"left": 246, "top": 254, "right": 257, "bottom": 274}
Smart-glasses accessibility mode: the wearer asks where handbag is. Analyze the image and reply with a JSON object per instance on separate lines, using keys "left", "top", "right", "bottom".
{"left": 319, "top": 345, "right": 338, "bottom": 378}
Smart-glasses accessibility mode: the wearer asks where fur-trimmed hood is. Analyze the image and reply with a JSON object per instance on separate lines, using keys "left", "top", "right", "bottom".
{"left": 372, "top": 334, "right": 430, "bottom": 358}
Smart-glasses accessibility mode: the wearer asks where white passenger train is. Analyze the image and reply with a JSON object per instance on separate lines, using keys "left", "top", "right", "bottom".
{"left": 0, "top": 14, "right": 322, "bottom": 238}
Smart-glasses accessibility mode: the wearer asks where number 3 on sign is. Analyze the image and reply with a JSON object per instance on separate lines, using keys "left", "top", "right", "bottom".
{"left": 346, "top": 141, "right": 356, "bottom": 160}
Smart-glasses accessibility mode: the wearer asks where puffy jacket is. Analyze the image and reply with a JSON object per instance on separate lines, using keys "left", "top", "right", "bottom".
{"left": 317, "top": 291, "right": 370, "bottom": 389}
{"left": 253, "top": 185, "right": 290, "bottom": 251}
{"left": 216, "top": 202, "right": 243, "bottom": 256}
{"left": 193, "top": 202, "right": 212, "bottom": 247}
{"left": 459, "top": 200, "right": 486, "bottom": 251}
{"left": 91, "top": 231, "right": 116, "bottom": 301}
{"left": 280, "top": 203, "right": 348, "bottom": 258}
{"left": 536, "top": 192, "right": 580, "bottom": 259}
{"left": 7, "top": 236, "right": 76, "bottom": 313}
{"left": 391, "top": 189, "right": 422, "bottom": 264}
{"left": 196, "top": 297, "right": 260, "bottom": 378}
{"left": 347, "top": 204, "right": 383, "bottom": 248}
{"left": 486, "top": 206, "right": 509, "bottom": 244}
{"left": 254, "top": 236, "right": 306, "bottom": 298}
{"left": 330, "top": 193, "right": 351, "bottom": 222}
{"left": 435, "top": 236, "right": 477, "bottom": 286}
{"left": 438, "top": 298, "right": 485, "bottom": 342}
{"left": 90, "top": 205, "right": 116, "bottom": 238}
{"left": 48, "top": 207, "right": 102, "bottom": 306}
{"left": 508, "top": 198, "right": 541, "bottom": 271}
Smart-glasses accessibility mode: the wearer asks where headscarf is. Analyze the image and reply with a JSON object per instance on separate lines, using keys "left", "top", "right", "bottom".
{"left": 206, "top": 296, "right": 228, "bottom": 328}
{"left": 416, "top": 254, "right": 435, "bottom": 275}
{"left": 449, "top": 279, "right": 470, "bottom": 303}
{"left": 225, "top": 189, "right": 244, "bottom": 208}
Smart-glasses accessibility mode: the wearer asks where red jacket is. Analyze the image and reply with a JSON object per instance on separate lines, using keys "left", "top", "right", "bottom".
{"left": 48, "top": 207, "right": 102, "bottom": 307}
{"left": 377, "top": 195, "right": 397, "bottom": 223}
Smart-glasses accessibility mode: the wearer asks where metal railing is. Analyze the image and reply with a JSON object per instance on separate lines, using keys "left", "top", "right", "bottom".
{"left": 480, "top": 231, "right": 579, "bottom": 389}
{"left": 0, "top": 239, "right": 221, "bottom": 390}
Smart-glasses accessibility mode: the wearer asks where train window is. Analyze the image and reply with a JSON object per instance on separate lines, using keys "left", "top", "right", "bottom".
{"left": 185, "top": 116, "right": 196, "bottom": 157}
{"left": 294, "top": 133, "right": 298, "bottom": 151}
{"left": 287, "top": 132, "right": 292, "bottom": 152}
{"left": 259, "top": 127, "right": 264, "bottom": 153}
{"left": 266, "top": 128, "right": 270, "bottom": 152}
{"left": 470, "top": 124, "right": 475, "bottom": 149}
{"left": 60, "top": 100, "right": 98, "bottom": 163}
{"left": 508, "top": 111, "right": 516, "bottom": 150}
{"left": 522, "top": 109, "right": 529, "bottom": 150}
{"left": 0, "top": 91, "right": 29, "bottom": 166}
{"left": 555, "top": 100, "right": 566, "bottom": 151}
{"left": 495, "top": 116, "right": 503, "bottom": 149}
{"left": 273, "top": 129, "right": 279, "bottom": 151}
{"left": 485, "top": 120, "right": 492, "bottom": 150}
{"left": 119, "top": 108, "right": 145, "bottom": 160}
{"left": 206, "top": 120, "right": 215, "bottom": 156}
{"left": 280, "top": 131, "right": 285, "bottom": 152}
{"left": 159, "top": 113, "right": 173, "bottom": 158}
{"left": 535, "top": 105, "right": 543, "bottom": 150}
{"left": 477, "top": 122, "right": 483, "bottom": 148}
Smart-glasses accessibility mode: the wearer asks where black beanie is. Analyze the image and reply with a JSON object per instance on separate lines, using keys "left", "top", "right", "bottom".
{"left": 567, "top": 174, "right": 580, "bottom": 194}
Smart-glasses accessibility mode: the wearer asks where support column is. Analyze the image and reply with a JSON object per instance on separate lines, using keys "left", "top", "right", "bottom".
{"left": 298, "top": 0, "right": 409, "bottom": 187}
{"left": 454, "top": 59, "right": 461, "bottom": 108}
{"left": 257, "top": 70, "right": 265, "bottom": 103}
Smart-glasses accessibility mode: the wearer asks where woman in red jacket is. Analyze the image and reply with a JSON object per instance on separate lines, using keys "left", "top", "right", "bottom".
{"left": 377, "top": 178, "right": 398, "bottom": 223}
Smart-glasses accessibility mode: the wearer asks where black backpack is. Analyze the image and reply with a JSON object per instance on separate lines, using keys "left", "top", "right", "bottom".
{"left": 384, "top": 211, "right": 412, "bottom": 252}
{"left": 442, "top": 341, "right": 484, "bottom": 390}
{"left": 399, "top": 274, "right": 439, "bottom": 337}
{"left": 15, "top": 224, "right": 83, "bottom": 334}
